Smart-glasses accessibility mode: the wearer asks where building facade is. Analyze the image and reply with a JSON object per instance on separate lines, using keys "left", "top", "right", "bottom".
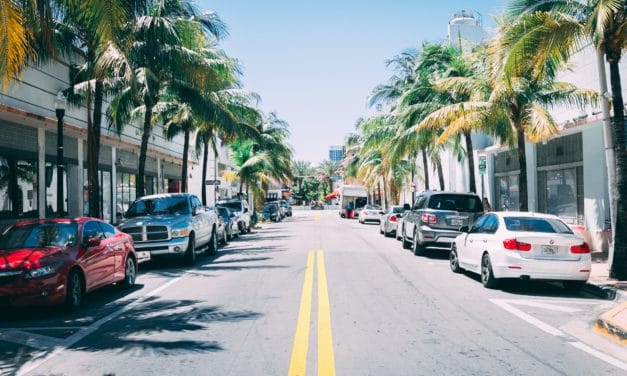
{"left": 0, "top": 59, "right": 189, "bottom": 229}
{"left": 329, "top": 146, "right": 344, "bottom": 162}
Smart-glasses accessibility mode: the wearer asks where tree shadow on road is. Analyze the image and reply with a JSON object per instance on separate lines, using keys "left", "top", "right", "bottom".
{"left": 73, "top": 298, "right": 263, "bottom": 355}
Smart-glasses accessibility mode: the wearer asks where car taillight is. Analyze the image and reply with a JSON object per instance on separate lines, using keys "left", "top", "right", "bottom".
{"left": 390, "top": 215, "right": 397, "bottom": 222}
{"left": 421, "top": 214, "right": 436, "bottom": 224}
{"left": 570, "top": 242, "right": 590, "bottom": 254}
{"left": 503, "top": 239, "right": 532, "bottom": 251}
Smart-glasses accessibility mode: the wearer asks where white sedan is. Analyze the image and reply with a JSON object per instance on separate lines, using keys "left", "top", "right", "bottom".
{"left": 449, "top": 212, "right": 591, "bottom": 289}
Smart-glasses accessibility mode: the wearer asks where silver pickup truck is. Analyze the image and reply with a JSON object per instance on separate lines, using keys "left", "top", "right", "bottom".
{"left": 118, "top": 193, "right": 218, "bottom": 265}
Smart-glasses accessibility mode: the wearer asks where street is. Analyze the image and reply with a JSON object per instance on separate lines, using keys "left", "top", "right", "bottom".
{"left": 1, "top": 210, "right": 626, "bottom": 376}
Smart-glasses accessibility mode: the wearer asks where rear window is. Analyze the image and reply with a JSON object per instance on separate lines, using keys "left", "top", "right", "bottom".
{"left": 392, "top": 207, "right": 404, "bottom": 213}
{"left": 427, "top": 195, "right": 483, "bottom": 212}
{"left": 504, "top": 217, "right": 573, "bottom": 234}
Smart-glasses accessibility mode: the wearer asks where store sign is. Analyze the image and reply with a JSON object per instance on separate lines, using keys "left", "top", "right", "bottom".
{"left": 478, "top": 156, "right": 487, "bottom": 175}
{"left": 205, "top": 180, "right": 221, "bottom": 185}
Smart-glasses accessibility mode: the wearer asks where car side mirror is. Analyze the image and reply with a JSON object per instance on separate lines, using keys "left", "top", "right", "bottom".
{"left": 84, "top": 236, "right": 101, "bottom": 247}
{"left": 403, "top": 204, "right": 411, "bottom": 211}
{"left": 379, "top": 211, "right": 385, "bottom": 215}
{"left": 244, "top": 208, "right": 249, "bottom": 213}
{"left": 459, "top": 225, "right": 469, "bottom": 233}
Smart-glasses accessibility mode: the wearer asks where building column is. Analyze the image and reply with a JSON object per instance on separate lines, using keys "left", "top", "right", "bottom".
{"left": 38, "top": 128, "right": 46, "bottom": 219}
{"left": 112, "top": 147, "right": 118, "bottom": 223}
{"left": 76, "top": 139, "right": 83, "bottom": 216}
{"left": 157, "top": 157, "right": 162, "bottom": 193}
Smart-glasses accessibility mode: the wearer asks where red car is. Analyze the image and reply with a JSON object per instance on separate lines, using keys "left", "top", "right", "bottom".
{"left": 0, "top": 217, "right": 137, "bottom": 309}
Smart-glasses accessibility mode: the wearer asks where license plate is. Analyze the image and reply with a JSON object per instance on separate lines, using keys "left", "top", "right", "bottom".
{"left": 542, "top": 246, "right": 558, "bottom": 255}
{"left": 136, "top": 251, "right": 151, "bottom": 261}
{"left": 450, "top": 219, "right": 463, "bottom": 226}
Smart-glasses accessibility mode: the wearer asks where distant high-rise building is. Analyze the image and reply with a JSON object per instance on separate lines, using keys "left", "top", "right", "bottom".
{"left": 448, "top": 10, "right": 487, "bottom": 53}
{"left": 329, "top": 146, "right": 344, "bottom": 162}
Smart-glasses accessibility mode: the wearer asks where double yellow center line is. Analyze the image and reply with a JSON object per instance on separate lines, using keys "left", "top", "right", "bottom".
{"left": 288, "top": 251, "right": 336, "bottom": 376}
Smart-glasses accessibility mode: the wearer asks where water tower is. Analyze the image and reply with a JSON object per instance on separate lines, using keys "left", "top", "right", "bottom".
{"left": 448, "top": 10, "right": 487, "bottom": 53}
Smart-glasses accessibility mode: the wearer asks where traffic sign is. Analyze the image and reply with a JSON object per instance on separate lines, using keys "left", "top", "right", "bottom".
{"left": 205, "top": 180, "right": 221, "bottom": 185}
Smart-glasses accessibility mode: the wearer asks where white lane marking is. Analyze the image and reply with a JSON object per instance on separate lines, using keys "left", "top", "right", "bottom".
{"left": 491, "top": 299, "right": 627, "bottom": 372}
{"left": 0, "top": 326, "right": 85, "bottom": 331}
{"left": 503, "top": 299, "right": 582, "bottom": 313}
{"left": 17, "top": 277, "right": 181, "bottom": 376}
{"left": 0, "top": 330, "right": 64, "bottom": 349}
{"left": 490, "top": 299, "right": 565, "bottom": 336}
{"left": 570, "top": 341, "right": 627, "bottom": 371}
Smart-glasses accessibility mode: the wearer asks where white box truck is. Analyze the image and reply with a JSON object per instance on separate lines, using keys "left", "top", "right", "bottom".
{"left": 338, "top": 185, "right": 368, "bottom": 218}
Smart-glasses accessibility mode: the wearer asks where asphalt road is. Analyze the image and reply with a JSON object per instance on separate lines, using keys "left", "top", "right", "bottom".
{"left": 1, "top": 210, "right": 626, "bottom": 375}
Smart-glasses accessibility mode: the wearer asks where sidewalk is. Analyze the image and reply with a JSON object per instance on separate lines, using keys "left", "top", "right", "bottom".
{"left": 589, "top": 254, "right": 627, "bottom": 343}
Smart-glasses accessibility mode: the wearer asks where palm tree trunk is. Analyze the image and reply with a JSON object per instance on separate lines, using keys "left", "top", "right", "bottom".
{"left": 201, "top": 136, "right": 209, "bottom": 205}
{"left": 608, "top": 57, "right": 627, "bottom": 278}
{"left": 87, "top": 79, "right": 103, "bottom": 218}
{"left": 421, "top": 147, "right": 430, "bottom": 190}
{"left": 516, "top": 126, "right": 528, "bottom": 211}
{"left": 328, "top": 178, "right": 333, "bottom": 194}
{"left": 137, "top": 105, "right": 152, "bottom": 198}
{"left": 180, "top": 127, "right": 190, "bottom": 192}
{"left": 464, "top": 130, "right": 477, "bottom": 193}
{"left": 239, "top": 179, "right": 244, "bottom": 195}
{"left": 435, "top": 157, "right": 445, "bottom": 191}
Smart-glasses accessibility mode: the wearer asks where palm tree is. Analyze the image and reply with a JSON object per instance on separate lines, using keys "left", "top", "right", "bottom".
{"left": 317, "top": 160, "right": 342, "bottom": 195}
{"left": 292, "top": 160, "right": 314, "bottom": 201}
{"left": 101, "top": 0, "right": 228, "bottom": 198}
{"left": 505, "top": 0, "right": 627, "bottom": 280}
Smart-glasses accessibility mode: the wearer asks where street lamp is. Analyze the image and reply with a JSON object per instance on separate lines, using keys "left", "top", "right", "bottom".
{"left": 54, "top": 91, "right": 67, "bottom": 217}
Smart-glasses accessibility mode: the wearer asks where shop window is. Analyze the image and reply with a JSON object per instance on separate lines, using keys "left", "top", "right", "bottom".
{"left": 538, "top": 167, "right": 583, "bottom": 225}
{"left": 83, "top": 169, "right": 112, "bottom": 222}
{"left": 0, "top": 156, "right": 39, "bottom": 219}
{"left": 494, "top": 174, "right": 520, "bottom": 211}
{"left": 45, "top": 162, "right": 68, "bottom": 216}
{"left": 116, "top": 172, "right": 136, "bottom": 219}
{"left": 166, "top": 179, "right": 181, "bottom": 193}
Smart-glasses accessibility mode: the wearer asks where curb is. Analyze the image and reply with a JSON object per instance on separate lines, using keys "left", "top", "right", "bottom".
{"left": 595, "top": 301, "right": 627, "bottom": 343}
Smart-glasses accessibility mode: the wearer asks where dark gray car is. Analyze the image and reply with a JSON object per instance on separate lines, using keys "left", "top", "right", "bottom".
{"left": 401, "top": 191, "right": 484, "bottom": 256}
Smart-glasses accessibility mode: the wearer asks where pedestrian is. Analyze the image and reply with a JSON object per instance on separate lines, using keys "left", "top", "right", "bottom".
{"left": 482, "top": 197, "right": 492, "bottom": 212}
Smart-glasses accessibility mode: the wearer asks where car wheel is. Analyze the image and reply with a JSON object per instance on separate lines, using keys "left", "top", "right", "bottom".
{"left": 184, "top": 235, "right": 196, "bottom": 265}
{"left": 412, "top": 230, "right": 425, "bottom": 256}
{"left": 450, "top": 245, "right": 462, "bottom": 274}
{"left": 481, "top": 253, "right": 499, "bottom": 289}
{"left": 563, "top": 280, "right": 586, "bottom": 291}
{"left": 222, "top": 228, "right": 228, "bottom": 245}
{"left": 227, "top": 227, "right": 232, "bottom": 241}
{"left": 380, "top": 226, "right": 384, "bottom": 235}
{"left": 207, "top": 229, "right": 218, "bottom": 255}
{"left": 65, "top": 270, "right": 84, "bottom": 311}
{"left": 120, "top": 256, "right": 137, "bottom": 289}
{"left": 247, "top": 223, "right": 252, "bottom": 233}
{"left": 402, "top": 227, "right": 411, "bottom": 250}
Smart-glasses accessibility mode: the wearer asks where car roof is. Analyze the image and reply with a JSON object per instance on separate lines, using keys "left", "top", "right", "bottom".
{"left": 423, "top": 191, "right": 480, "bottom": 198}
{"left": 137, "top": 193, "right": 191, "bottom": 200}
{"left": 490, "top": 211, "right": 562, "bottom": 220}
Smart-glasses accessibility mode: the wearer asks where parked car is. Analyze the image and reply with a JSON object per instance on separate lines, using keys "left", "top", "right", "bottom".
{"left": 268, "top": 201, "right": 286, "bottom": 219}
{"left": 396, "top": 209, "right": 407, "bottom": 241}
{"left": 310, "top": 202, "right": 325, "bottom": 210}
{"left": 358, "top": 205, "right": 382, "bottom": 224}
{"left": 0, "top": 218, "right": 137, "bottom": 309}
{"left": 279, "top": 200, "right": 293, "bottom": 217}
{"left": 217, "top": 199, "right": 252, "bottom": 233}
{"left": 215, "top": 206, "right": 238, "bottom": 240}
{"left": 119, "top": 193, "right": 218, "bottom": 265}
{"left": 379, "top": 206, "right": 406, "bottom": 237}
{"left": 263, "top": 202, "right": 281, "bottom": 222}
{"left": 402, "top": 191, "right": 484, "bottom": 255}
{"left": 450, "top": 212, "right": 591, "bottom": 290}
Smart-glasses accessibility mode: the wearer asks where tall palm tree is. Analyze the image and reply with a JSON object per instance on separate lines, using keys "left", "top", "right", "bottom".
{"left": 317, "top": 160, "right": 342, "bottom": 195}
{"left": 506, "top": 0, "right": 627, "bottom": 279}
{"left": 292, "top": 160, "right": 314, "bottom": 199}
{"left": 101, "top": 0, "right": 228, "bottom": 198}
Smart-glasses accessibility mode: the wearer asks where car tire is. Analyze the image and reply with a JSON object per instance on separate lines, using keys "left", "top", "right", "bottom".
{"left": 65, "top": 270, "right": 84, "bottom": 311}
{"left": 222, "top": 228, "right": 228, "bottom": 245}
{"left": 412, "top": 230, "right": 425, "bottom": 256}
{"left": 563, "top": 280, "right": 586, "bottom": 291}
{"left": 227, "top": 227, "right": 232, "bottom": 241}
{"left": 380, "top": 226, "right": 384, "bottom": 235}
{"left": 120, "top": 256, "right": 137, "bottom": 289}
{"left": 207, "top": 229, "right": 218, "bottom": 255}
{"left": 450, "top": 245, "right": 462, "bottom": 273}
{"left": 402, "top": 228, "right": 411, "bottom": 250}
{"left": 184, "top": 235, "right": 196, "bottom": 266}
{"left": 481, "top": 253, "right": 499, "bottom": 289}
{"left": 247, "top": 223, "right": 252, "bottom": 233}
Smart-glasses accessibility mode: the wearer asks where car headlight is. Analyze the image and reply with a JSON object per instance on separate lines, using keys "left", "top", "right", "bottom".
{"left": 171, "top": 228, "right": 190, "bottom": 238}
{"left": 24, "top": 261, "right": 64, "bottom": 279}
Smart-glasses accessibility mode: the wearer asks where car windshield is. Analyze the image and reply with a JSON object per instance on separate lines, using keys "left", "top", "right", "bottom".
{"left": 0, "top": 223, "right": 78, "bottom": 250}
{"left": 392, "top": 207, "right": 404, "bottom": 213}
{"left": 125, "top": 197, "right": 190, "bottom": 217}
{"left": 504, "top": 217, "right": 574, "bottom": 234}
{"left": 264, "top": 204, "right": 277, "bottom": 212}
{"left": 216, "top": 207, "right": 230, "bottom": 220}
{"left": 428, "top": 195, "right": 483, "bottom": 212}
{"left": 218, "top": 201, "right": 242, "bottom": 212}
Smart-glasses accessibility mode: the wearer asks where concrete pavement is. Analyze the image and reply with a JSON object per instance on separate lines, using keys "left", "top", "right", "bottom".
{"left": 0, "top": 210, "right": 626, "bottom": 375}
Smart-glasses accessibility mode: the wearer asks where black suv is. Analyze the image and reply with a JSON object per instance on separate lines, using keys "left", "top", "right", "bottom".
{"left": 401, "top": 191, "right": 484, "bottom": 255}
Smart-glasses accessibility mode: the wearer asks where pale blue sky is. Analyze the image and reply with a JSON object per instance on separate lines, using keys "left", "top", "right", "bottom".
{"left": 198, "top": 1, "right": 504, "bottom": 163}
